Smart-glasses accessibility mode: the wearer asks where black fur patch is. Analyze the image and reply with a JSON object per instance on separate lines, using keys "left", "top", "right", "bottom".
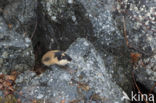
{"left": 54, "top": 52, "right": 72, "bottom": 61}
{"left": 54, "top": 52, "right": 62, "bottom": 60}
{"left": 62, "top": 54, "right": 72, "bottom": 61}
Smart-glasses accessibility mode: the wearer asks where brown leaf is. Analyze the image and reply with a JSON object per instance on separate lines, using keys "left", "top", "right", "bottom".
{"left": 60, "top": 100, "right": 65, "bottom": 103}
{"left": 130, "top": 52, "right": 142, "bottom": 64}
{"left": 69, "top": 99, "right": 81, "bottom": 103}
{"left": 5, "top": 75, "right": 16, "bottom": 81}
{"left": 0, "top": 74, "right": 4, "bottom": 78}
{"left": 32, "top": 99, "right": 37, "bottom": 103}
{"left": 17, "top": 98, "right": 21, "bottom": 103}
{"left": 78, "top": 83, "right": 90, "bottom": 91}
{"left": 11, "top": 71, "right": 18, "bottom": 76}
{"left": 8, "top": 86, "right": 14, "bottom": 92}
{"left": 0, "top": 84, "right": 3, "bottom": 89}
{"left": 8, "top": 24, "right": 13, "bottom": 29}
{"left": 3, "top": 80, "right": 12, "bottom": 87}
{"left": 0, "top": 79, "right": 3, "bottom": 83}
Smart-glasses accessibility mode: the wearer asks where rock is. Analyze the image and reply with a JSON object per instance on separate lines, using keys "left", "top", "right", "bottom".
{"left": 67, "top": 38, "right": 126, "bottom": 103}
{"left": 31, "top": 0, "right": 133, "bottom": 96}
{"left": 114, "top": 0, "right": 156, "bottom": 93}
{"left": 114, "top": 0, "right": 155, "bottom": 54}
{"left": 0, "top": 0, "right": 9, "bottom": 9}
{"left": 76, "top": 0, "right": 132, "bottom": 95}
{"left": 2, "top": 51, "right": 8, "bottom": 58}
{"left": 77, "top": 0, "right": 124, "bottom": 47}
{"left": 36, "top": 0, "right": 94, "bottom": 51}
{"left": 135, "top": 55, "right": 156, "bottom": 93}
{"left": 15, "top": 38, "right": 128, "bottom": 103}
{"left": 0, "top": 14, "right": 35, "bottom": 73}
{"left": 3, "top": 0, "right": 37, "bottom": 23}
{"left": 3, "top": 0, "right": 37, "bottom": 36}
{"left": 0, "top": 0, "right": 36, "bottom": 74}
{"left": 0, "top": 58, "right": 3, "bottom": 67}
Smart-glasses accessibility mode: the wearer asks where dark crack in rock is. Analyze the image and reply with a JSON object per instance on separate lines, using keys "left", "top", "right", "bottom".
{"left": 15, "top": 38, "right": 128, "bottom": 103}
{"left": 37, "top": 0, "right": 95, "bottom": 51}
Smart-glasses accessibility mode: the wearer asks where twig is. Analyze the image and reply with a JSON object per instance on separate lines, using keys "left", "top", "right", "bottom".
{"left": 122, "top": 16, "right": 129, "bottom": 46}
{"left": 31, "top": 18, "right": 38, "bottom": 39}
{"left": 132, "top": 71, "right": 149, "bottom": 103}
{"left": 149, "top": 82, "right": 156, "bottom": 95}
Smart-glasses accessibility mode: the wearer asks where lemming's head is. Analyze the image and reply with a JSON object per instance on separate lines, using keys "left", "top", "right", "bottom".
{"left": 54, "top": 52, "right": 72, "bottom": 66}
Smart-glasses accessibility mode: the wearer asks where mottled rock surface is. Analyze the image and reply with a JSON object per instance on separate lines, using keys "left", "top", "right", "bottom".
{"left": 0, "top": 0, "right": 36, "bottom": 73}
{"left": 38, "top": 0, "right": 133, "bottom": 95}
{"left": 0, "top": 0, "right": 155, "bottom": 102}
{"left": 16, "top": 38, "right": 126, "bottom": 103}
{"left": 0, "top": 17, "right": 34, "bottom": 74}
{"left": 114, "top": 0, "right": 156, "bottom": 93}
{"left": 76, "top": 0, "right": 133, "bottom": 95}
{"left": 3, "top": 0, "right": 37, "bottom": 31}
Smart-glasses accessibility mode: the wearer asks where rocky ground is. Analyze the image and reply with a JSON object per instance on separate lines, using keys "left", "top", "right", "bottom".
{"left": 0, "top": 0, "right": 155, "bottom": 103}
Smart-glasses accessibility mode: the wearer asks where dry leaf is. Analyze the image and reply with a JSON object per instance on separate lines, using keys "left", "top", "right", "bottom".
{"left": 5, "top": 75, "right": 16, "bottom": 81}
{"left": 69, "top": 99, "right": 81, "bottom": 103}
{"left": 0, "top": 84, "right": 3, "bottom": 89}
{"left": 17, "top": 98, "right": 21, "bottom": 103}
{"left": 130, "top": 52, "right": 141, "bottom": 64}
{"left": 8, "top": 24, "right": 13, "bottom": 29}
{"left": 32, "top": 99, "right": 37, "bottom": 103}
{"left": 0, "top": 74, "right": 4, "bottom": 78}
{"left": 60, "top": 99, "right": 65, "bottom": 103}
{"left": 8, "top": 86, "right": 14, "bottom": 91}
{"left": 78, "top": 83, "right": 90, "bottom": 91}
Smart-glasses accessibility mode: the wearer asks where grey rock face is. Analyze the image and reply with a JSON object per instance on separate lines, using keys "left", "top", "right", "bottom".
{"left": 16, "top": 38, "right": 126, "bottom": 103}
{"left": 76, "top": 0, "right": 132, "bottom": 95}
{"left": 114, "top": 0, "right": 156, "bottom": 92}
{"left": 67, "top": 38, "right": 125, "bottom": 103}
{"left": 1, "top": 0, "right": 154, "bottom": 102}
{"left": 0, "top": 17, "right": 34, "bottom": 73}
{"left": 77, "top": 0, "right": 124, "bottom": 47}
{"left": 135, "top": 54, "right": 156, "bottom": 93}
{"left": 115, "top": 0, "right": 155, "bottom": 53}
{"left": 38, "top": 0, "right": 132, "bottom": 96}
{"left": 0, "top": 0, "right": 36, "bottom": 73}
{"left": 3, "top": 0, "right": 37, "bottom": 26}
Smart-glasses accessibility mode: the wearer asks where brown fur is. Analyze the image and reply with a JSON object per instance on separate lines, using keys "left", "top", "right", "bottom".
{"left": 41, "top": 50, "right": 60, "bottom": 66}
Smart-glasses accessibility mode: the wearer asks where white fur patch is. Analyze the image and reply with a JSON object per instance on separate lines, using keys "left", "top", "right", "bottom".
{"left": 57, "top": 59, "right": 70, "bottom": 66}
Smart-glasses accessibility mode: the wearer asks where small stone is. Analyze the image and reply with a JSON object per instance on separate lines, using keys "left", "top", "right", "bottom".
{"left": 25, "top": 37, "right": 31, "bottom": 43}
{"left": 68, "top": 0, "right": 73, "bottom": 4}
{"left": 37, "top": 94, "right": 44, "bottom": 99}
{"left": 15, "top": 76, "right": 24, "bottom": 83}
{"left": 0, "top": 58, "right": 3, "bottom": 68}
{"left": 0, "top": 33, "right": 4, "bottom": 39}
{"left": 2, "top": 51, "right": 8, "bottom": 58}
{"left": 72, "top": 16, "right": 76, "bottom": 22}
{"left": 51, "top": 16, "right": 57, "bottom": 21}
{"left": 0, "top": 58, "right": 3, "bottom": 64}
